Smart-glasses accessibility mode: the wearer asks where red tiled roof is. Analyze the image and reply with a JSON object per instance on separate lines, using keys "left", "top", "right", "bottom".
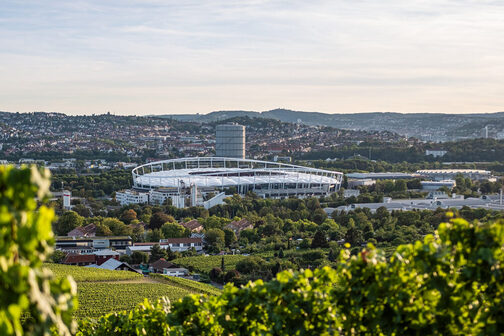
{"left": 150, "top": 258, "right": 175, "bottom": 270}
{"left": 227, "top": 219, "right": 253, "bottom": 232}
{"left": 63, "top": 254, "right": 96, "bottom": 264}
{"left": 67, "top": 224, "right": 96, "bottom": 237}
{"left": 180, "top": 219, "right": 202, "bottom": 231}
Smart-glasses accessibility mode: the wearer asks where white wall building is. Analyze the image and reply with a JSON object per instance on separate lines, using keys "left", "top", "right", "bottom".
{"left": 62, "top": 190, "right": 71, "bottom": 210}
{"left": 115, "top": 190, "right": 149, "bottom": 205}
{"left": 425, "top": 150, "right": 448, "bottom": 158}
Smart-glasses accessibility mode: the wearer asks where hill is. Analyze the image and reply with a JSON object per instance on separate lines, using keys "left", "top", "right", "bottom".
{"left": 161, "top": 109, "right": 504, "bottom": 141}
{"left": 45, "top": 263, "right": 219, "bottom": 319}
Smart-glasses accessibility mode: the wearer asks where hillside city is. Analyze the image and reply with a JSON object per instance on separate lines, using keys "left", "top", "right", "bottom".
{"left": 3, "top": 0, "right": 504, "bottom": 333}
{"left": 4, "top": 110, "right": 503, "bottom": 335}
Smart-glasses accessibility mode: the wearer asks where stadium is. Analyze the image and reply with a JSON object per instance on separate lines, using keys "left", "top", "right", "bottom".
{"left": 124, "top": 157, "right": 343, "bottom": 208}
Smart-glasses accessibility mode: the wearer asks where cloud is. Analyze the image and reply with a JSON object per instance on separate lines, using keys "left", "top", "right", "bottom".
{"left": 0, "top": 0, "right": 503, "bottom": 114}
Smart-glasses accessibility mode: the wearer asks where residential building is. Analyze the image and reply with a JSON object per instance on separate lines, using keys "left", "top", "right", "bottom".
{"left": 115, "top": 190, "right": 149, "bottom": 205}
{"left": 163, "top": 268, "right": 189, "bottom": 277}
{"left": 425, "top": 150, "right": 448, "bottom": 158}
{"left": 126, "top": 238, "right": 204, "bottom": 255}
{"left": 93, "top": 249, "right": 120, "bottom": 266}
{"left": 180, "top": 219, "right": 203, "bottom": 233}
{"left": 226, "top": 219, "right": 253, "bottom": 236}
{"left": 62, "top": 254, "right": 96, "bottom": 266}
{"left": 56, "top": 236, "right": 133, "bottom": 252}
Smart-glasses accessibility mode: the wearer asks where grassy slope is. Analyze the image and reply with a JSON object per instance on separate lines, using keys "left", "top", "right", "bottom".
{"left": 172, "top": 255, "right": 247, "bottom": 273}
{"left": 45, "top": 263, "right": 201, "bottom": 319}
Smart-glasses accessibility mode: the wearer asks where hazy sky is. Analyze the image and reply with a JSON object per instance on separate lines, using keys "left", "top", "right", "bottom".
{"left": 1, "top": 0, "right": 503, "bottom": 115}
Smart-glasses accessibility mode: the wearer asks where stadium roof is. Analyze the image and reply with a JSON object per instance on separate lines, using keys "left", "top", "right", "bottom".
{"left": 133, "top": 157, "right": 342, "bottom": 189}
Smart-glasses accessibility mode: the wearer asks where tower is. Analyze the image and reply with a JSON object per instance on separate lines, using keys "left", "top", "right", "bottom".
{"left": 215, "top": 123, "right": 245, "bottom": 159}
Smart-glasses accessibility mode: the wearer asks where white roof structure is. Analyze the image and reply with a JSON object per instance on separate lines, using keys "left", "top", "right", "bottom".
{"left": 93, "top": 249, "right": 119, "bottom": 256}
{"left": 132, "top": 157, "right": 342, "bottom": 190}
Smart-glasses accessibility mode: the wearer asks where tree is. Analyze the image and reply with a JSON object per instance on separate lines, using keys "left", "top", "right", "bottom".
{"left": 149, "top": 212, "right": 174, "bottom": 230}
{"left": 131, "top": 251, "right": 148, "bottom": 265}
{"left": 205, "top": 228, "right": 225, "bottom": 253}
{"left": 312, "top": 208, "right": 328, "bottom": 224}
{"left": 73, "top": 203, "right": 92, "bottom": 217}
{"left": 0, "top": 166, "right": 76, "bottom": 335}
{"left": 345, "top": 223, "right": 364, "bottom": 247}
{"left": 119, "top": 255, "right": 131, "bottom": 263}
{"left": 102, "top": 218, "right": 132, "bottom": 236}
{"left": 223, "top": 228, "right": 237, "bottom": 247}
{"left": 161, "top": 222, "right": 188, "bottom": 238}
{"left": 120, "top": 209, "right": 137, "bottom": 224}
{"left": 278, "top": 248, "right": 285, "bottom": 258}
{"left": 146, "top": 229, "right": 165, "bottom": 242}
{"left": 95, "top": 222, "right": 113, "bottom": 236}
{"left": 149, "top": 244, "right": 166, "bottom": 263}
{"left": 48, "top": 249, "right": 67, "bottom": 263}
{"left": 224, "top": 269, "right": 240, "bottom": 283}
{"left": 394, "top": 180, "right": 407, "bottom": 192}
{"left": 311, "top": 230, "right": 329, "bottom": 248}
{"left": 209, "top": 267, "right": 223, "bottom": 283}
{"left": 54, "top": 210, "right": 84, "bottom": 235}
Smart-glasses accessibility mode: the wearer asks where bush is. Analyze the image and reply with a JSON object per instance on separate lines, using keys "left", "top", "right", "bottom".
{"left": 0, "top": 166, "right": 77, "bottom": 335}
{"left": 78, "top": 216, "right": 504, "bottom": 335}
{"left": 209, "top": 267, "right": 223, "bottom": 283}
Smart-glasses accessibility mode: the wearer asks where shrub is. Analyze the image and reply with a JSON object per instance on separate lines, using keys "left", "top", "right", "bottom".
{"left": 0, "top": 166, "right": 77, "bottom": 335}
{"left": 78, "top": 216, "right": 504, "bottom": 335}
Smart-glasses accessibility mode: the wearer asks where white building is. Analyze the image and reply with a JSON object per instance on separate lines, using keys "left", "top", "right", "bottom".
{"left": 417, "top": 169, "right": 493, "bottom": 181}
{"left": 115, "top": 190, "right": 149, "bottom": 205}
{"left": 425, "top": 150, "right": 447, "bottom": 158}
{"left": 130, "top": 157, "right": 342, "bottom": 207}
{"left": 126, "top": 238, "right": 204, "bottom": 255}
{"left": 421, "top": 180, "right": 456, "bottom": 191}
{"left": 163, "top": 268, "right": 189, "bottom": 277}
{"left": 62, "top": 190, "right": 71, "bottom": 210}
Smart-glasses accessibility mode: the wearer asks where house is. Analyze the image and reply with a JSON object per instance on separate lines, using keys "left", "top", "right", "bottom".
{"left": 126, "top": 238, "right": 204, "bottom": 255}
{"left": 180, "top": 219, "right": 203, "bottom": 233}
{"left": 149, "top": 258, "right": 176, "bottom": 273}
{"left": 56, "top": 236, "right": 133, "bottom": 252}
{"left": 62, "top": 254, "right": 96, "bottom": 266}
{"left": 93, "top": 258, "right": 139, "bottom": 273}
{"left": 67, "top": 224, "right": 97, "bottom": 237}
{"left": 226, "top": 219, "right": 253, "bottom": 236}
{"left": 163, "top": 268, "right": 189, "bottom": 277}
{"left": 93, "top": 249, "right": 120, "bottom": 265}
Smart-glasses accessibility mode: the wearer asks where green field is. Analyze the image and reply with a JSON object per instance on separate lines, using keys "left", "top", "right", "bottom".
{"left": 172, "top": 255, "right": 247, "bottom": 273}
{"left": 47, "top": 263, "right": 142, "bottom": 282}
{"left": 76, "top": 282, "right": 191, "bottom": 318}
{"left": 44, "top": 263, "right": 217, "bottom": 319}
{"left": 151, "top": 274, "right": 222, "bottom": 296}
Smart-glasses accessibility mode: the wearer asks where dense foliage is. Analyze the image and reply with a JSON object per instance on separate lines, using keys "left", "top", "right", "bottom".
{"left": 0, "top": 166, "right": 76, "bottom": 335}
{"left": 299, "top": 138, "right": 504, "bottom": 163}
{"left": 78, "top": 216, "right": 504, "bottom": 335}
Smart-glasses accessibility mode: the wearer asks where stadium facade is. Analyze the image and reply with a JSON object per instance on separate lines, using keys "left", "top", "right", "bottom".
{"left": 116, "top": 157, "right": 343, "bottom": 208}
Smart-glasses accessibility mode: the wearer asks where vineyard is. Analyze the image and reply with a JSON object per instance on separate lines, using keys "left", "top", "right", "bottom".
{"left": 76, "top": 282, "right": 191, "bottom": 318}
{"left": 150, "top": 274, "right": 222, "bottom": 296}
{"left": 46, "top": 263, "right": 142, "bottom": 282}
{"left": 44, "top": 263, "right": 198, "bottom": 319}
{"left": 172, "top": 255, "right": 247, "bottom": 273}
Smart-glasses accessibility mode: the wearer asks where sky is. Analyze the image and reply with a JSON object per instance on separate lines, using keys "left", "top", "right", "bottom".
{"left": 0, "top": 0, "right": 503, "bottom": 115}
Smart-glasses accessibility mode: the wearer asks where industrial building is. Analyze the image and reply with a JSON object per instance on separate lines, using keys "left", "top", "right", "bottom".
{"left": 328, "top": 194, "right": 504, "bottom": 214}
{"left": 346, "top": 172, "right": 418, "bottom": 180}
{"left": 420, "top": 180, "right": 456, "bottom": 191}
{"left": 116, "top": 157, "right": 343, "bottom": 208}
{"left": 215, "top": 123, "right": 245, "bottom": 159}
{"left": 416, "top": 169, "right": 493, "bottom": 181}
